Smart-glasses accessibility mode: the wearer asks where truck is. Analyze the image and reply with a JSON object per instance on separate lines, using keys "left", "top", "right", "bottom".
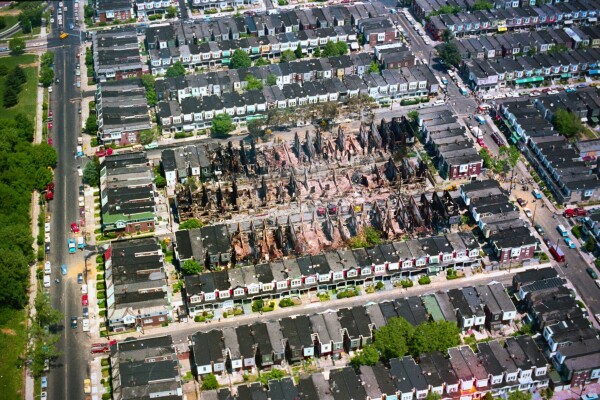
{"left": 563, "top": 208, "right": 587, "bottom": 218}
{"left": 549, "top": 245, "right": 565, "bottom": 262}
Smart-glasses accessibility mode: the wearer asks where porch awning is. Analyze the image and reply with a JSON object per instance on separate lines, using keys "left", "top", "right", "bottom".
{"left": 515, "top": 76, "right": 543, "bottom": 84}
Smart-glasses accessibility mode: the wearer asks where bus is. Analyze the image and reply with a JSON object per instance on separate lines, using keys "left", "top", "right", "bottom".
{"left": 557, "top": 224, "right": 569, "bottom": 237}
{"left": 549, "top": 245, "right": 565, "bottom": 262}
{"left": 59, "top": 32, "right": 69, "bottom": 40}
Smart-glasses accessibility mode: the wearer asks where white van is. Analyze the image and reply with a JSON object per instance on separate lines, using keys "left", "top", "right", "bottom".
{"left": 433, "top": 99, "right": 445, "bottom": 106}
{"left": 43, "top": 275, "right": 51, "bottom": 288}
{"left": 44, "top": 261, "right": 51, "bottom": 275}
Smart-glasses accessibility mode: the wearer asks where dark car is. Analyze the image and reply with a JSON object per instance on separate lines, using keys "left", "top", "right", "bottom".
{"left": 517, "top": 198, "right": 527, "bottom": 206}
{"left": 71, "top": 317, "right": 78, "bottom": 329}
{"left": 45, "top": 242, "right": 51, "bottom": 254}
{"left": 534, "top": 224, "right": 544, "bottom": 235}
{"left": 82, "top": 307, "right": 89, "bottom": 318}
{"left": 77, "top": 273, "right": 83, "bottom": 284}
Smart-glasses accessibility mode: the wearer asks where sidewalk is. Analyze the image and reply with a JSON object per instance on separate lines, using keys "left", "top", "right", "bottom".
{"left": 99, "top": 261, "right": 553, "bottom": 342}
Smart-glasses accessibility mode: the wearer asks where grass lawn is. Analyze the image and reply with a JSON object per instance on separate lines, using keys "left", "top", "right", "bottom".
{"left": 0, "top": 53, "right": 38, "bottom": 119}
{"left": 3, "top": 26, "right": 42, "bottom": 42}
{"left": 0, "top": 308, "right": 28, "bottom": 400}
{"left": 0, "top": 14, "right": 19, "bottom": 35}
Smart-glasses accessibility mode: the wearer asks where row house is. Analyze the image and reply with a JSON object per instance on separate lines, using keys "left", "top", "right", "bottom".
{"left": 157, "top": 65, "right": 439, "bottom": 133}
{"left": 463, "top": 47, "right": 600, "bottom": 92}
{"left": 148, "top": 25, "right": 358, "bottom": 74}
{"left": 134, "top": 0, "right": 170, "bottom": 17}
{"left": 460, "top": 179, "right": 538, "bottom": 263}
{"left": 188, "top": 0, "right": 261, "bottom": 11}
{"left": 426, "top": 1, "right": 600, "bottom": 40}
{"left": 415, "top": 109, "right": 483, "bottom": 180}
{"left": 92, "top": 27, "right": 144, "bottom": 82}
{"left": 94, "top": 0, "right": 133, "bottom": 23}
{"left": 179, "top": 230, "right": 481, "bottom": 313}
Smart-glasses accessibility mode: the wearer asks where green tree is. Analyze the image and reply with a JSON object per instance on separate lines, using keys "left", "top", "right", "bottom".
{"left": 9, "top": 37, "right": 25, "bottom": 55}
{"left": 39, "top": 66, "right": 54, "bottom": 87}
{"left": 41, "top": 52, "right": 54, "bottom": 68}
{"left": 85, "top": 114, "right": 98, "bottom": 135}
{"left": 322, "top": 41, "right": 338, "bottom": 57}
{"left": 28, "top": 326, "right": 61, "bottom": 378}
{"left": 266, "top": 74, "right": 278, "bottom": 86}
{"left": 139, "top": 128, "right": 158, "bottom": 145}
{"left": 34, "top": 166, "right": 53, "bottom": 191}
{"left": 442, "top": 29, "right": 454, "bottom": 43}
{"left": 472, "top": 0, "right": 493, "bottom": 10}
{"left": 507, "top": 392, "right": 532, "bottom": 400}
{"left": 201, "top": 373, "right": 218, "bottom": 390}
{"left": 181, "top": 259, "right": 203, "bottom": 275}
{"left": 141, "top": 74, "right": 157, "bottom": 106}
{"left": 3, "top": 85, "right": 18, "bottom": 108}
{"left": 211, "top": 113, "right": 235, "bottom": 137}
{"left": 369, "top": 61, "right": 379, "bottom": 73}
{"left": 350, "top": 344, "right": 380, "bottom": 367}
{"left": 247, "top": 118, "right": 264, "bottom": 139}
{"left": 374, "top": 317, "right": 415, "bottom": 360}
{"left": 83, "top": 158, "right": 100, "bottom": 187}
{"left": 280, "top": 49, "right": 296, "bottom": 63}
{"left": 294, "top": 43, "right": 303, "bottom": 59}
{"left": 499, "top": 145, "right": 520, "bottom": 168}
{"left": 254, "top": 57, "right": 270, "bottom": 66}
{"left": 11, "top": 65, "right": 26, "bottom": 87}
{"left": 548, "top": 44, "right": 568, "bottom": 55}
{"left": 552, "top": 108, "right": 584, "bottom": 138}
{"left": 0, "top": 64, "right": 8, "bottom": 76}
{"left": 407, "top": 111, "right": 419, "bottom": 124}
{"left": 334, "top": 41, "right": 348, "bottom": 55}
{"left": 364, "top": 226, "right": 383, "bottom": 246}
{"left": 34, "top": 292, "right": 62, "bottom": 328}
{"left": 585, "top": 237, "right": 596, "bottom": 252}
{"left": 483, "top": 393, "right": 494, "bottom": 400}
{"left": 155, "top": 174, "right": 166, "bottom": 188}
{"left": 166, "top": 61, "right": 186, "bottom": 77}
{"left": 166, "top": 5, "right": 177, "bottom": 18}
{"left": 179, "top": 218, "right": 204, "bottom": 230}
{"left": 409, "top": 321, "right": 461, "bottom": 356}
{"left": 437, "top": 43, "right": 461, "bottom": 67}
{"left": 230, "top": 49, "right": 252, "bottom": 69}
{"left": 244, "top": 75, "right": 263, "bottom": 91}
{"left": 425, "top": 393, "right": 442, "bottom": 400}
{"left": 0, "top": 16, "right": 5, "bottom": 30}
{"left": 313, "top": 46, "right": 321, "bottom": 57}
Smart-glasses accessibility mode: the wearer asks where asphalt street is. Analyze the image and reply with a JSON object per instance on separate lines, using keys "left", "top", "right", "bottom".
{"left": 138, "top": 272, "right": 515, "bottom": 345}
{"left": 46, "top": 2, "right": 90, "bottom": 400}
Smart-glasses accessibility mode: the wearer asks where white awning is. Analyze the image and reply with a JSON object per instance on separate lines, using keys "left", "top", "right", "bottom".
{"left": 581, "top": 117, "right": 588, "bottom": 122}
{"left": 589, "top": 17, "right": 598, "bottom": 22}
{"left": 183, "top": 125, "right": 195, "bottom": 132}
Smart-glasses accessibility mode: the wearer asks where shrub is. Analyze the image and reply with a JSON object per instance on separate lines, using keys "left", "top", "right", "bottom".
{"left": 400, "top": 279, "right": 413, "bottom": 288}
{"left": 99, "top": 310, "right": 106, "bottom": 317}
{"left": 279, "top": 298, "right": 295, "bottom": 308}
{"left": 194, "top": 315, "right": 205, "bottom": 322}
{"left": 571, "top": 225, "right": 582, "bottom": 239}
{"left": 337, "top": 288, "right": 358, "bottom": 299}
{"left": 101, "top": 358, "right": 109, "bottom": 366}
{"left": 234, "top": 307, "right": 244, "bottom": 316}
{"left": 97, "top": 291, "right": 106, "bottom": 300}
{"left": 418, "top": 276, "right": 431, "bottom": 285}
{"left": 375, "top": 281, "right": 385, "bottom": 291}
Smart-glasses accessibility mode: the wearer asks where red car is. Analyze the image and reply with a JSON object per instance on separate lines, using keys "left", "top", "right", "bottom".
{"left": 48, "top": 122, "right": 53, "bottom": 130}
{"left": 71, "top": 222, "right": 80, "bottom": 233}
{"left": 48, "top": 110, "right": 53, "bottom": 117}
{"left": 95, "top": 147, "right": 113, "bottom": 157}
{"left": 47, "top": 138, "right": 53, "bottom": 146}
{"left": 47, "top": 182, "right": 55, "bottom": 192}
{"left": 81, "top": 294, "right": 88, "bottom": 306}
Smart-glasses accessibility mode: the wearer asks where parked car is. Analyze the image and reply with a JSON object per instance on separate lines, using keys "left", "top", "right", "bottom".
{"left": 77, "top": 273, "right": 83, "bottom": 284}
{"left": 84, "top": 378, "right": 91, "bottom": 394}
{"left": 81, "top": 294, "right": 88, "bottom": 306}
{"left": 532, "top": 189, "right": 542, "bottom": 199}
{"left": 587, "top": 268, "right": 598, "bottom": 279}
{"left": 564, "top": 237, "right": 576, "bottom": 249}
{"left": 82, "top": 307, "right": 89, "bottom": 318}
{"left": 523, "top": 208, "right": 533, "bottom": 218}
{"left": 82, "top": 319, "right": 90, "bottom": 332}
{"left": 68, "top": 238, "right": 76, "bottom": 254}
{"left": 534, "top": 224, "right": 544, "bottom": 235}
{"left": 144, "top": 142, "right": 158, "bottom": 150}
{"left": 517, "top": 198, "right": 527, "bottom": 206}
{"left": 71, "top": 317, "right": 78, "bottom": 329}
{"left": 71, "top": 222, "right": 80, "bottom": 233}
{"left": 41, "top": 376, "right": 48, "bottom": 389}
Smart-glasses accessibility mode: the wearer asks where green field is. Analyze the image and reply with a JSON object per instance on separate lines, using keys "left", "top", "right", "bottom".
{"left": 0, "top": 53, "right": 38, "bottom": 119}
{"left": 0, "top": 308, "right": 28, "bottom": 400}
{"left": 0, "top": 14, "right": 19, "bottom": 34}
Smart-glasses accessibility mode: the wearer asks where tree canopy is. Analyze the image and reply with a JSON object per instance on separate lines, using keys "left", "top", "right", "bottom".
{"left": 472, "top": 0, "right": 493, "bottom": 10}
{"left": 437, "top": 43, "right": 461, "bottom": 67}
{"left": 211, "top": 113, "right": 235, "bottom": 138}
{"left": 280, "top": 49, "right": 297, "bottom": 63}
{"left": 552, "top": 108, "right": 584, "bottom": 138}
{"left": 507, "top": 392, "right": 532, "bottom": 400}
{"left": 165, "top": 61, "right": 186, "bottom": 77}
{"left": 350, "top": 344, "right": 380, "bottom": 367}
{"left": 374, "top": 317, "right": 415, "bottom": 360}
{"left": 83, "top": 157, "right": 100, "bottom": 187}
{"left": 141, "top": 74, "right": 157, "bottom": 106}
{"left": 266, "top": 74, "right": 278, "bottom": 86}
{"left": 201, "top": 373, "right": 218, "bottom": 390}
{"left": 245, "top": 75, "right": 263, "bottom": 91}
{"left": 181, "top": 259, "right": 203, "bottom": 275}
{"left": 230, "top": 49, "right": 252, "bottom": 69}
{"left": 9, "top": 37, "right": 25, "bottom": 55}
{"left": 409, "top": 321, "right": 461, "bottom": 355}
{"left": 179, "top": 218, "right": 204, "bottom": 230}
{"left": 321, "top": 40, "right": 348, "bottom": 57}
{"left": 254, "top": 57, "right": 270, "bottom": 67}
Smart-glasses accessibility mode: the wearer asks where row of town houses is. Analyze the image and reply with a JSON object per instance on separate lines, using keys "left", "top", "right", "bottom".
{"left": 175, "top": 228, "right": 481, "bottom": 312}
{"left": 462, "top": 47, "right": 600, "bottom": 92}
{"left": 425, "top": 0, "right": 600, "bottom": 40}
{"left": 154, "top": 64, "right": 438, "bottom": 132}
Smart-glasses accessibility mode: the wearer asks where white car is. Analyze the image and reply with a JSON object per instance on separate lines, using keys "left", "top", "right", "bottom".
{"left": 77, "top": 166, "right": 83, "bottom": 177}
{"left": 41, "top": 392, "right": 47, "bottom": 400}
{"left": 81, "top": 284, "right": 88, "bottom": 294}
{"left": 45, "top": 222, "right": 51, "bottom": 233}
{"left": 523, "top": 208, "right": 533, "bottom": 218}
{"left": 43, "top": 275, "right": 51, "bottom": 288}
{"left": 44, "top": 261, "right": 51, "bottom": 275}
{"left": 595, "top": 279, "right": 600, "bottom": 289}
{"left": 78, "top": 195, "right": 84, "bottom": 207}
{"left": 82, "top": 319, "right": 90, "bottom": 332}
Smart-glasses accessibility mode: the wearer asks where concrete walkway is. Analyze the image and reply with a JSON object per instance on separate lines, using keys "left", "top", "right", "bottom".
{"left": 97, "top": 262, "right": 552, "bottom": 344}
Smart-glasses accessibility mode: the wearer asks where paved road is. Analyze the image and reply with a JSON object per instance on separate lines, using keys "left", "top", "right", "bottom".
{"left": 132, "top": 270, "right": 515, "bottom": 345}
{"left": 46, "top": 2, "right": 90, "bottom": 400}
